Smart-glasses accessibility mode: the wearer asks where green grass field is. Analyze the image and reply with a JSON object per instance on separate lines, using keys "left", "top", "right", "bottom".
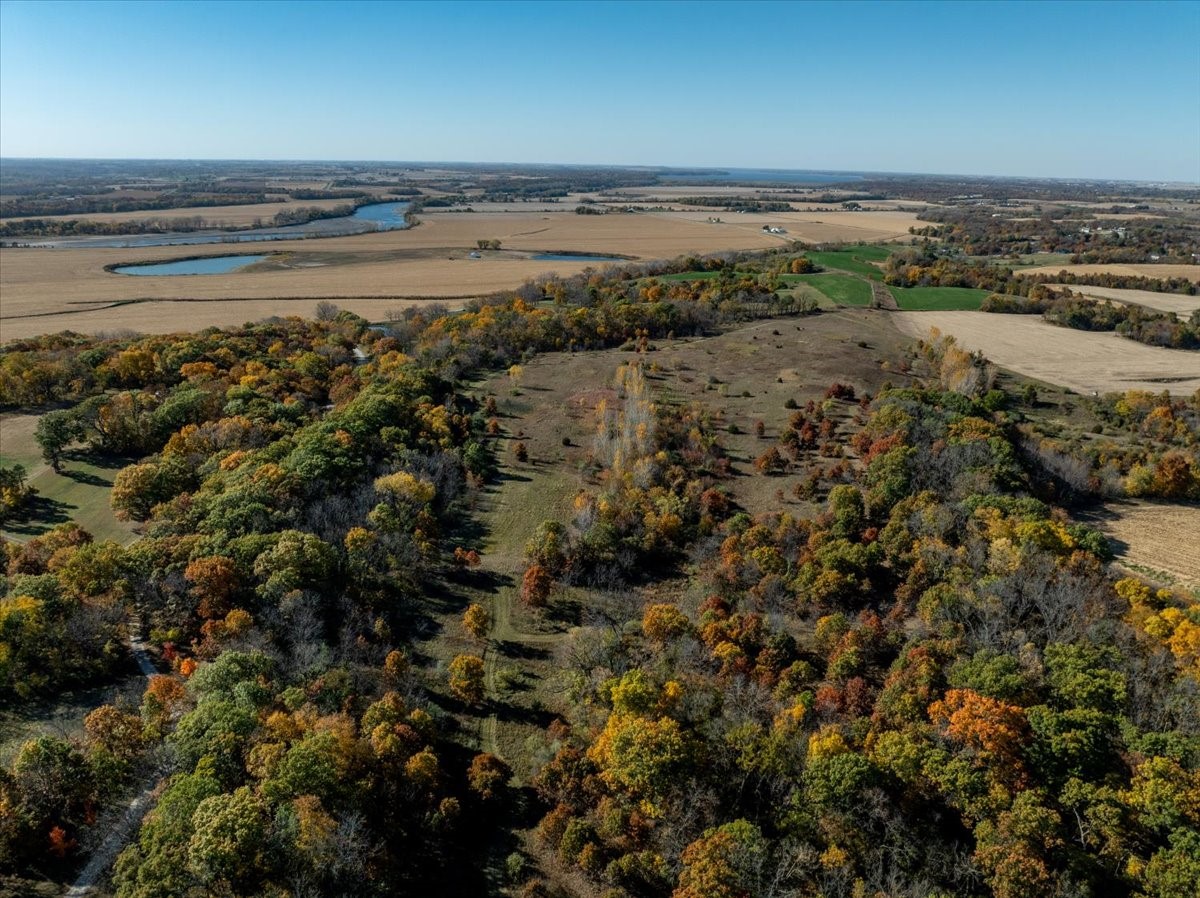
{"left": 888, "top": 286, "right": 991, "bottom": 310}
{"left": 791, "top": 273, "right": 873, "bottom": 307}
{"left": 653, "top": 270, "right": 722, "bottom": 282}
{"left": 803, "top": 245, "right": 891, "bottom": 280}
{"left": 971, "top": 252, "right": 1076, "bottom": 269}
{"left": 1, "top": 414, "right": 138, "bottom": 545}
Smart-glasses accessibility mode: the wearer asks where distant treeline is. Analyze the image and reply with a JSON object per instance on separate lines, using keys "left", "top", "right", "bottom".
{"left": 0, "top": 192, "right": 272, "bottom": 218}
{"left": 0, "top": 199, "right": 382, "bottom": 238}
{"left": 676, "top": 196, "right": 794, "bottom": 212}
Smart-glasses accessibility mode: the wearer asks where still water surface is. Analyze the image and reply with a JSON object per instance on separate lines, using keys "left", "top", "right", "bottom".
{"left": 113, "top": 254, "right": 268, "bottom": 276}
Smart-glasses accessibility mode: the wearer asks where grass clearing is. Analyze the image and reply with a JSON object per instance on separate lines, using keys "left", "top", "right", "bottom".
{"left": 888, "top": 286, "right": 991, "bottom": 310}
{"left": 1, "top": 413, "right": 137, "bottom": 544}
{"left": 789, "top": 273, "right": 873, "bottom": 307}
{"left": 654, "top": 270, "right": 721, "bottom": 282}
{"left": 803, "top": 246, "right": 890, "bottom": 280}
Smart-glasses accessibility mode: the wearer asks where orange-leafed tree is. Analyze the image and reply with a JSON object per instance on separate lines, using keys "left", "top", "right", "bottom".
{"left": 521, "top": 563, "right": 553, "bottom": 609}
{"left": 929, "top": 688, "right": 1029, "bottom": 786}
{"left": 467, "top": 752, "right": 512, "bottom": 800}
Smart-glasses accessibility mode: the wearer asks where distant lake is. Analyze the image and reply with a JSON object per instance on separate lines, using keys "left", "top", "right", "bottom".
{"left": 532, "top": 252, "right": 621, "bottom": 262}
{"left": 28, "top": 201, "right": 410, "bottom": 250}
{"left": 114, "top": 254, "right": 268, "bottom": 276}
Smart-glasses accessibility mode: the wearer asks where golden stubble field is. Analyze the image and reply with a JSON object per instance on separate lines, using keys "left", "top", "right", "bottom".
{"left": 892, "top": 311, "right": 1200, "bottom": 395}
{"left": 1020, "top": 262, "right": 1200, "bottom": 283}
{"left": 1079, "top": 500, "right": 1200, "bottom": 592}
{"left": 1, "top": 207, "right": 924, "bottom": 340}
{"left": 1049, "top": 285, "right": 1200, "bottom": 315}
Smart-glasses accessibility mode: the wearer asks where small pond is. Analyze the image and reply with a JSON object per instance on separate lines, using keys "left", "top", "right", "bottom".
{"left": 113, "top": 254, "right": 268, "bottom": 276}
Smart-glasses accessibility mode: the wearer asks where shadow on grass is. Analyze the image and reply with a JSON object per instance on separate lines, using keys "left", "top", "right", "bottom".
{"left": 62, "top": 449, "right": 131, "bottom": 471}
{"left": 2, "top": 494, "right": 75, "bottom": 534}
{"left": 495, "top": 640, "right": 551, "bottom": 661}
{"left": 61, "top": 467, "right": 113, "bottom": 487}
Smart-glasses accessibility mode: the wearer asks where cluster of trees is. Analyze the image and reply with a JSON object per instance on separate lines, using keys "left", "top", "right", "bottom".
{"left": 520, "top": 362, "right": 731, "bottom": 605}
{"left": 0, "top": 464, "right": 35, "bottom": 524}
{"left": 527, "top": 381, "right": 1199, "bottom": 898}
{"left": 0, "top": 253, "right": 815, "bottom": 889}
{"left": 1, "top": 524, "right": 130, "bottom": 700}
{"left": 0, "top": 191, "right": 271, "bottom": 220}
{"left": 911, "top": 208, "right": 1199, "bottom": 262}
{"left": 981, "top": 291, "right": 1200, "bottom": 350}
{"left": 1019, "top": 389, "right": 1200, "bottom": 502}
{"left": 883, "top": 245, "right": 1198, "bottom": 297}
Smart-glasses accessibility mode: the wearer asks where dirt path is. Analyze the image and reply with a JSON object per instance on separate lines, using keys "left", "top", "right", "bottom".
{"left": 64, "top": 784, "right": 156, "bottom": 897}
{"left": 64, "top": 616, "right": 165, "bottom": 896}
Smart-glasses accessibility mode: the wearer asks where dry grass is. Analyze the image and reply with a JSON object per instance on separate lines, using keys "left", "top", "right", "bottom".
{"left": 1078, "top": 500, "right": 1200, "bottom": 592}
{"left": 647, "top": 311, "right": 916, "bottom": 512}
{"left": 1020, "top": 262, "right": 1200, "bottom": 283}
{"left": 1047, "top": 284, "right": 1200, "bottom": 315}
{"left": 1, "top": 208, "right": 922, "bottom": 339}
{"left": 892, "top": 311, "right": 1200, "bottom": 395}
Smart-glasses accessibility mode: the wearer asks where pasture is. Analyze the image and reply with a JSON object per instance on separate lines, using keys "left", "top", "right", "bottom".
{"left": 789, "top": 273, "right": 874, "bottom": 307}
{"left": 888, "top": 286, "right": 991, "bottom": 310}
{"left": 803, "top": 245, "right": 889, "bottom": 279}
{"left": 892, "top": 310, "right": 1200, "bottom": 395}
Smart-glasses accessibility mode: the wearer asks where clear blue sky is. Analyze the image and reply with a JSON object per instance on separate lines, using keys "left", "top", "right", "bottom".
{"left": 1, "top": 0, "right": 1197, "bottom": 181}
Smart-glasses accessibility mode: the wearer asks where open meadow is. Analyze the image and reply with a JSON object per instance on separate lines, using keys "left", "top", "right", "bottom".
{"left": 893, "top": 310, "right": 1200, "bottom": 395}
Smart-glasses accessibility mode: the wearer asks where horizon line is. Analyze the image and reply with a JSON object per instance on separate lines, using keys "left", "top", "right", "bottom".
{"left": 1, "top": 156, "right": 1195, "bottom": 187}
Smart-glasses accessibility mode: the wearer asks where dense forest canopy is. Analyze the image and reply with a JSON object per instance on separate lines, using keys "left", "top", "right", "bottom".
{"left": 0, "top": 247, "right": 1197, "bottom": 898}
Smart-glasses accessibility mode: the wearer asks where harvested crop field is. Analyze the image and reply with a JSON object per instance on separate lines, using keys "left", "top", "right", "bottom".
{"left": 0, "top": 297, "right": 452, "bottom": 341}
{"left": 1, "top": 207, "right": 922, "bottom": 340}
{"left": 1078, "top": 500, "right": 1200, "bottom": 592}
{"left": 1048, "top": 285, "right": 1200, "bottom": 315}
{"left": 1019, "top": 262, "right": 1200, "bottom": 283}
{"left": 891, "top": 310, "right": 1200, "bottom": 395}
